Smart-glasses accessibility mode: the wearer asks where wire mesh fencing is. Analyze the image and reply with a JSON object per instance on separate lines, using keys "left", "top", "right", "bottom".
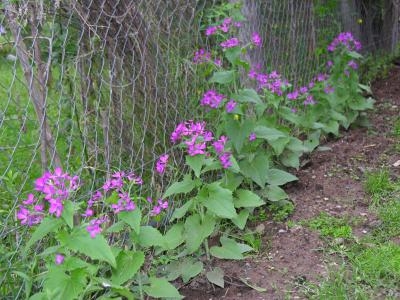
{"left": 0, "top": 0, "right": 399, "bottom": 297}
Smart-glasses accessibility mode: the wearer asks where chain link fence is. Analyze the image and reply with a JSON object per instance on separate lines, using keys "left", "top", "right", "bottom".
{"left": 0, "top": 0, "right": 399, "bottom": 297}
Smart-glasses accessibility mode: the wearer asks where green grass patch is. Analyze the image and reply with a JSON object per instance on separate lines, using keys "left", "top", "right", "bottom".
{"left": 304, "top": 212, "right": 353, "bottom": 239}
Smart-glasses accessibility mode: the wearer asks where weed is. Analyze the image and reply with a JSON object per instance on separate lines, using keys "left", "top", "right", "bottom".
{"left": 304, "top": 212, "right": 353, "bottom": 239}
{"left": 269, "top": 201, "right": 295, "bottom": 222}
{"left": 364, "top": 169, "right": 393, "bottom": 199}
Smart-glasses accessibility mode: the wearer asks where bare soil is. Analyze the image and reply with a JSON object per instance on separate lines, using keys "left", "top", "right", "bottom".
{"left": 180, "top": 65, "right": 400, "bottom": 300}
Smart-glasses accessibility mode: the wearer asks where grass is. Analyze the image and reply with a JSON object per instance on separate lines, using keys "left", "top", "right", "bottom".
{"left": 300, "top": 171, "right": 400, "bottom": 299}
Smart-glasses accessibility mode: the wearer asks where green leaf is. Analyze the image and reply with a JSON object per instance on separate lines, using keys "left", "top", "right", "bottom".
{"left": 280, "top": 150, "right": 301, "bottom": 169}
{"left": 323, "top": 120, "right": 339, "bottom": 135}
{"left": 165, "top": 258, "right": 203, "bottom": 283}
{"left": 209, "top": 70, "right": 235, "bottom": 84}
{"left": 348, "top": 97, "right": 374, "bottom": 111}
{"left": 184, "top": 214, "right": 216, "bottom": 254}
{"left": 210, "top": 237, "right": 252, "bottom": 260}
{"left": 119, "top": 209, "right": 141, "bottom": 234}
{"left": 231, "top": 209, "right": 250, "bottom": 230}
{"left": 304, "top": 130, "right": 321, "bottom": 152}
{"left": 111, "top": 251, "right": 144, "bottom": 286}
{"left": 186, "top": 155, "right": 205, "bottom": 178}
{"left": 224, "top": 47, "right": 242, "bottom": 64}
{"left": 358, "top": 83, "right": 372, "bottom": 94}
{"left": 163, "top": 223, "right": 184, "bottom": 250}
{"left": 225, "top": 118, "right": 254, "bottom": 153}
{"left": 138, "top": 226, "right": 164, "bottom": 248}
{"left": 206, "top": 267, "right": 225, "bottom": 288}
{"left": 348, "top": 51, "right": 363, "bottom": 59}
{"left": 233, "top": 88, "right": 262, "bottom": 104}
{"left": 234, "top": 189, "right": 265, "bottom": 208}
{"left": 200, "top": 183, "right": 237, "bottom": 219}
{"left": 254, "top": 126, "right": 287, "bottom": 141}
{"left": 269, "top": 137, "right": 291, "bottom": 155}
{"left": 143, "top": 277, "right": 183, "bottom": 299}
{"left": 59, "top": 228, "right": 116, "bottom": 268}
{"left": 266, "top": 169, "right": 298, "bottom": 186}
{"left": 286, "top": 137, "right": 307, "bottom": 152}
{"left": 61, "top": 201, "right": 74, "bottom": 229}
{"left": 25, "top": 217, "right": 63, "bottom": 252}
{"left": 170, "top": 199, "right": 194, "bottom": 221}
{"left": 163, "top": 175, "right": 197, "bottom": 198}
{"left": 239, "top": 153, "right": 270, "bottom": 188}
{"left": 264, "top": 185, "right": 288, "bottom": 202}
{"left": 106, "top": 221, "right": 125, "bottom": 233}
{"left": 220, "top": 173, "right": 243, "bottom": 191}
{"left": 239, "top": 277, "right": 267, "bottom": 292}
{"left": 44, "top": 267, "right": 87, "bottom": 300}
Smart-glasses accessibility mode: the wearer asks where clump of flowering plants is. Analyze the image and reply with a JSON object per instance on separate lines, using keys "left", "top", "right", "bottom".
{"left": 17, "top": 168, "right": 183, "bottom": 299}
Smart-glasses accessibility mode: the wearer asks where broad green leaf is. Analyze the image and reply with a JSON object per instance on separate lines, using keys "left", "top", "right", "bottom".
{"left": 186, "top": 155, "right": 205, "bottom": 178}
{"left": 209, "top": 70, "right": 235, "bottom": 84}
{"left": 231, "top": 209, "right": 250, "bottom": 230}
{"left": 61, "top": 201, "right": 74, "bottom": 229}
{"left": 170, "top": 199, "right": 194, "bottom": 221}
{"left": 25, "top": 217, "right": 63, "bottom": 252}
{"left": 220, "top": 172, "right": 243, "bottom": 191}
{"left": 239, "top": 154, "right": 270, "bottom": 188}
{"left": 184, "top": 214, "right": 216, "bottom": 254}
{"left": 163, "top": 174, "right": 197, "bottom": 198}
{"left": 234, "top": 189, "right": 264, "bottom": 208}
{"left": 224, "top": 47, "right": 241, "bottom": 64}
{"left": 286, "top": 137, "right": 307, "bottom": 152}
{"left": 264, "top": 185, "right": 288, "bottom": 202}
{"left": 225, "top": 118, "right": 254, "bottom": 153}
{"left": 210, "top": 237, "right": 252, "bottom": 260}
{"left": 111, "top": 251, "right": 144, "bottom": 286}
{"left": 348, "top": 51, "right": 363, "bottom": 59}
{"left": 348, "top": 97, "right": 374, "bottom": 111}
{"left": 358, "top": 83, "right": 372, "bottom": 94}
{"left": 106, "top": 221, "right": 125, "bottom": 233}
{"left": 280, "top": 150, "right": 301, "bottom": 169}
{"left": 254, "top": 126, "right": 287, "bottom": 141}
{"left": 165, "top": 258, "right": 203, "bottom": 283}
{"left": 119, "top": 209, "right": 141, "bottom": 234}
{"left": 323, "top": 120, "right": 339, "bottom": 135}
{"left": 304, "top": 130, "right": 321, "bottom": 152}
{"left": 44, "top": 267, "right": 87, "bottom": 300}
{"left": 206, "top": 267, "right": 225, "bottom": 288}
{"left": 233, "top": 88, "right": 262, "bottom": 104}
{"left": 266, "top": 169, "right": 298, "bottom": 186}
{"left": 138, "top": 226, "right": 164, "bottom": 248}
{"left": 163, "top": 223, "right": 184, "bottom": 250}
{"left": 143, "top": 277, "right": 183, "bottom": 299}
{"left": 29, "top": 293, "right": 47, "bottom": 300}
{"left": 60, "top": 228, "right": 116, "bottom": 268}
{"left": 200, "top": 183, "right": 237, "bottom": 219}
{"left": 269, "top": 136, "right": 291, "bottom": 155}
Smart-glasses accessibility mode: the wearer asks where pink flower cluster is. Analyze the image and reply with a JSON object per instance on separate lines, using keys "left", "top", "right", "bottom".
{"left": 155, "top": 154, "right": 169, "bottom": 175}
{"left": 249, "top": 68, "right": 286, "bottom": 95}
{"left": 171, "top": 121, "right": 232, "bottom": 169}
{"left": 327, "top": 32, "right": 362, "bottom": 52}
{"left": 212, "top": 136, "right": 232, "bottom": 169}
{"left": 149, "top": 198, "right": 169, "bottom": 216}
{"left": 220, "top": 37, "right": 240, "bottom": 49}
{"left": 16, "top": 168, "right": 79, "bottom": 226}
{"left": 251, "top": 32, "right": 262, "bottom": 47}
{"left": 200, "top": 90, "right": 225, "bottom": 109}
{"left": 205, "top": 18, "right": 241, "bottom": 36}
{"left": 193, "top": 49, "right": 211, "bottom": 64}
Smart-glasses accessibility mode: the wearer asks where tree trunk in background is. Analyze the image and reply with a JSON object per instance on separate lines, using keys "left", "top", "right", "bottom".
{"left": 340, "top": 0, "right": 361, "bottom": 41}
{"left": 382, "top": 0, "right": 400, "bottom": 52}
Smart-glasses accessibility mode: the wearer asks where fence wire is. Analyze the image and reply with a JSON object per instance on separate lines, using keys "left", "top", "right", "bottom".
{"left": 0, "top": 0, "right": 399, "bottom": 297}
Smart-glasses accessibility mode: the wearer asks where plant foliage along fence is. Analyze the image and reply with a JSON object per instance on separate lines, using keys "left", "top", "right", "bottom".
{"left": 0, "top": 0, "right": 399, "bottom": 299}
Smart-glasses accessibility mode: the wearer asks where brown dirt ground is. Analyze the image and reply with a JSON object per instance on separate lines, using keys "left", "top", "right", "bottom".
{"left": 180, "top": 65, "right": 400, "bottom": 300}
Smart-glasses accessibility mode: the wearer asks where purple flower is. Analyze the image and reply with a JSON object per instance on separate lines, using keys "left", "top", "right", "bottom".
{"left": 193, "top": 49, "right": 211, "bottom": 64}
{"left": 327, "top": 60, "right": 333, "bottom": 68}
{"left": 220, "top": 38, "right": 240, "bottom": 49}
{"left": 291, "top": 108, "right": 297, "bottom": 113}
{"left": 234, "top": 22, "right": 242, "bottom": 28}
{"left": 214, "top": 58, "right": 222, "bottom": 67}
{"left": 327, "top": 32, "right": 362, "bottom": 52}
{"left": 308, "top": 81, "right": 315, "bottom": 89}
{"left": 249, "top": 133, "right": 256, "bottom": 141}
{"left": 205, "top": 26, "right": 217, "bottom": 36}
{"left": 55, "top": 254, "right": 64, "bottom": 265}
{"left": 219, "top": 152, "right": 232, "bottom": 169}
{"left": 348, "top": 60, "right": 358, "bottom": 70}
{"left": 200, "top": 90, "right": 225, "bottom": 109}
{"left": 225, "top": 100, "right": 237, "bottom": 113}
{"left": 299, "top": 86, "right": 308, "bottom": 94}
{"left": 251, "top": 32, "right": 262, "bottom": 47}
{"left": 324, "top": 85, "right": 335, "bottom": 94}
{"left": 287, "top": 90, "right": 299, "bottom": 100}
{"left": 344, "top": 69, "right": 350, "bottom": 77}
{"left": 156, "top": 154, "right": 169, "bottom": 174}
{"left": 213, "top": 136, "right": 228, "bottom": 154}
{"left": 86, "top": 216, "right": 108, "bottom": 238}
{"left": 219, "top": 18, "right": 232, "bottom": 33}
{"left": 23, "top": 193, "right": 36, "bottom": 205}
{"left": 303, "top": 95, "right": 316, "bottom": 106}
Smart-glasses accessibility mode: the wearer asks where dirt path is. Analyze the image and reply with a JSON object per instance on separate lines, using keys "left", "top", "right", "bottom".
{"left": 181, "top": 65, "right": 400, "bottom": 300}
